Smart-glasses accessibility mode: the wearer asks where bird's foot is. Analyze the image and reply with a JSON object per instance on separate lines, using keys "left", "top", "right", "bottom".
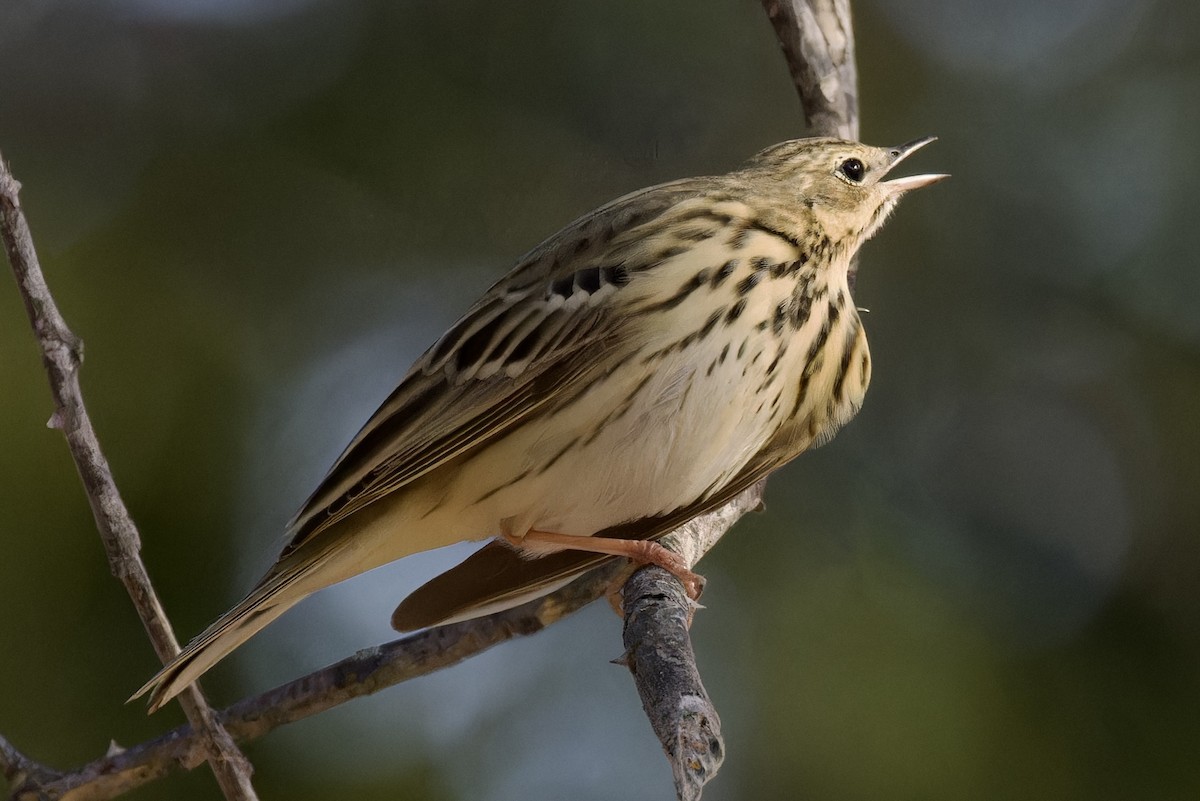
{"left": 505, "top": 530, "right": 706, "bottom": 602}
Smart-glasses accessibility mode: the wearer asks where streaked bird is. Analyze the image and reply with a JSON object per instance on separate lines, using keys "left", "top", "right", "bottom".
{"left": 134, "top": 136, "right": 946, "bottom": 711}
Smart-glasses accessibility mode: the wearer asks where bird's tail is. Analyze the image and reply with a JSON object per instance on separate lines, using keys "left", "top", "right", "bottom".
{"left": 129, "top": 553, "right": 326, "bottom": 713}
{"left": 132, "top": 495, "right": 454, "bottom": 712}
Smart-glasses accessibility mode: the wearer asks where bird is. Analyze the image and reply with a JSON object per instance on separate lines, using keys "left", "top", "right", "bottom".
{"left": 133, "top": 136, "right": 946, "bottom": 712}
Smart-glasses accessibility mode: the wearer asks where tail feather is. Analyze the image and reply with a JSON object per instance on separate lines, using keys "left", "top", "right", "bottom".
{"left": 392, "top": 542, "right": 612, "bottom": 631}
{"left": 130, "top": 567, "right": 310, "bottom": 713}
{"left": 131, "top": 506, "right": 443, "bottom": 712}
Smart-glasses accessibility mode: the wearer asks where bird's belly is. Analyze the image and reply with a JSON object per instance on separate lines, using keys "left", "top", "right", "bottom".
{"left": 539, "top": 352, "right": 776, "bottom": 534}
{"left": 440, "top": 318, "right": 802, "bottom": 540}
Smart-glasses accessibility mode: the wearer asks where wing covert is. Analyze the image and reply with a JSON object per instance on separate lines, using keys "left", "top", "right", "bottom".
{"left": 284, "top": 177, "right": 715, "bottom": 552}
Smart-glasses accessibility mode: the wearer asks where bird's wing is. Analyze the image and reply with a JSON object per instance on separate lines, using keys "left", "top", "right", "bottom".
{"left": 389, "top": 437, "right": 795, "bottom": 632}
{"left": 283, "top": 178, "right": 716, "bottom": 554}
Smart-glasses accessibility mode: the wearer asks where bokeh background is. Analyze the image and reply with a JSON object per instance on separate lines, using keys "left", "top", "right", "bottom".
{"left": 2, "top": 0, "right": 1198, "bottom": 799}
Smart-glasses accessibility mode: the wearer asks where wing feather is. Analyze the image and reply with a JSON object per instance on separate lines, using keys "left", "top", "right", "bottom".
{"left": 284, "top": 177, "right": 716, "bottom": 552}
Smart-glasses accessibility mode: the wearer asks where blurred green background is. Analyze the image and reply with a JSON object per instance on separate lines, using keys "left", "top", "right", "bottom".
{"left": 2, "top": 1, "right": 1198, "bottom": 799}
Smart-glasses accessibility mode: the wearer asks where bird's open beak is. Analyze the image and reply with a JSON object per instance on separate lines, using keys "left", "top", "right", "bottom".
{"left": 882, "top": 136, "right": 949, "bottom": 192}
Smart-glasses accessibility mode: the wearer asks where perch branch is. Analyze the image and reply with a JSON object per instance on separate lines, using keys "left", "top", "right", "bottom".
{"left": 620, "top": 484, "right": 766, "bottom": 801}
{"left": 0, "top": 154, "right": 258, "bottom": 801}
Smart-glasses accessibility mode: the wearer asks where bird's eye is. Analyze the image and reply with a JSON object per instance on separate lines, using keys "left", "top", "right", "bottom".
{"left": 839, "top": 158, "right": 866, "bottom": 183}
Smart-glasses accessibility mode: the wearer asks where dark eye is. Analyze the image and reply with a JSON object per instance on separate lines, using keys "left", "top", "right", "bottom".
{"left": 839, "top": 158, "right": 865, "bottom": 183}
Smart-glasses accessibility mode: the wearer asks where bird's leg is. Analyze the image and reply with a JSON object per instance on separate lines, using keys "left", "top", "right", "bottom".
{"left": 503, "top": 530, "right": 706, "bottom": 600}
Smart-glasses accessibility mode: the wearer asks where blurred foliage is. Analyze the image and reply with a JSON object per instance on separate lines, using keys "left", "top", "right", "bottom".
{"left": 2, "top": 0, "right": 1198, "bottom": 799}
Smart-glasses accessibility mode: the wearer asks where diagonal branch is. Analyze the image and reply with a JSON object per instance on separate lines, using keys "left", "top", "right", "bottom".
{"left": 0, "top": 154, "right": 259, "bottom": 801}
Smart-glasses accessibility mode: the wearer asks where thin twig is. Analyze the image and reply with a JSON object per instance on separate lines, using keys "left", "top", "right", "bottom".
{"left": 0, "top": 154, "right": 259, "bottom": 801}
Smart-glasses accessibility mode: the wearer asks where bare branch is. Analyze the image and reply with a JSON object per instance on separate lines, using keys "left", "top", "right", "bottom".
{"left": 0, "top": 154, "right": 259, "bottom": 801}
{"left": 623, "top": 570, "right": 723, "bottom": 801}
{"left": 620, "top": 483, "right": 766, "bottom": 801}
{"left": 761, "top": 0, "right": 859, "bottom": 140}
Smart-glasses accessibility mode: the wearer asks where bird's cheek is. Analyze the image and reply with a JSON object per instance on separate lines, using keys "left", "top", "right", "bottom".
{"left": 810, "top": 203, "right": 856, "bottom": 244}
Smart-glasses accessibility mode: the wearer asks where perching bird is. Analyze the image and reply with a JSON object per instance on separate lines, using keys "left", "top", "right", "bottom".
{"left": 134, "top": 136, "right": 946, "bottom": 711}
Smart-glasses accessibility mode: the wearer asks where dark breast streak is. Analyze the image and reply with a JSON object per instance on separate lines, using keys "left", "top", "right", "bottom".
{"left": 790, "top": 305, "right": 869, "bottom": 448}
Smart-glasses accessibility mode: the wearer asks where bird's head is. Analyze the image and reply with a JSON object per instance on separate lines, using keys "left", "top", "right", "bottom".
{"left": 746, "top": 136, "right": 948, "bottom": 253}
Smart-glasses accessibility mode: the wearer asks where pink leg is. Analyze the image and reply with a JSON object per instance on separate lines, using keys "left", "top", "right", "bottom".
{"left": 504, "top": 530, "right": 706, "bottom": 600}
